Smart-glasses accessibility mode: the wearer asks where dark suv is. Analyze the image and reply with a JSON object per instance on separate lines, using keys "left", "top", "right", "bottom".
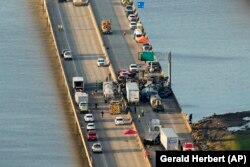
{"left": 147, "top": 61, "right": 162, "bottom": 72}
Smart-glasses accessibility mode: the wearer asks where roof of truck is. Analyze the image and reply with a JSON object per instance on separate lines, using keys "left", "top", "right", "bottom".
{"left": 126, "top": 82, "right": 139, "bottom": 90}
{"left": 160, "top": 128, "right": 178, "bottom": 138}
{"left": 75, "top": 92, "right": 88, "bottom": 96}
{"left": 73, "top": 77, "right": 84, "bottom": 81}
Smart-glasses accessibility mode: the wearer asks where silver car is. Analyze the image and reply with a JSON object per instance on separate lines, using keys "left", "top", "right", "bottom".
{"left": 97, "top": 58, "right": 105, "bottom": 67}
{"left": 87, "top": 123, "right": 96, "bottom": 131}
{"left": 130, "top": 21, "right": 137, "bottom": 30}
{"left": 84, "top": 113, "right": 94, "bottom": 122}
{"left": 115, "top": 117, "right": 124, "bottom": 125}
{"left": 92, "top": 142, "right": 102, "bottom": 153}
{"left": 62, "top": 49, "right": 72, "bottom": 60}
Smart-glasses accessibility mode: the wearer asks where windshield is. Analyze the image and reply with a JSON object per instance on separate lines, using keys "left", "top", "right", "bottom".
{"left": 94, "top": 145, "right": 101, "bottom": 148}
{"left": 89, "top": 132, "right": 96, "bottom": 135}
{"left": 80, "top": 102, "right": 87, "bottom": 105}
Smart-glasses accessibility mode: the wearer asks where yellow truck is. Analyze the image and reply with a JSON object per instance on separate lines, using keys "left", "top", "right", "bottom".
{"left": 101, "top": 19, "right": 112, "bottom": 34}
{"left": 109, "top": 100, "right": 121, "bottom": 114}
{"left": 121, "top": 0, "right": 133, "bottom": 6}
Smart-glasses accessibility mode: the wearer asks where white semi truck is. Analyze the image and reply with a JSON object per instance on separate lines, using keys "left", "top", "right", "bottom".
{"left": 75, "top": 92, "right": 88, "bottom": 113}
{"left": 160, "top": 128, "right": 179, "bottom": 150}
{"left": 126, "top": 82, "right": 139, "bottom": 105}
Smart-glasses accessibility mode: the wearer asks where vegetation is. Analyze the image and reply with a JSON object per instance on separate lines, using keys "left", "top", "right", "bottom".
{"left": 221, "top": 134, "right": 250, "bottom": 150}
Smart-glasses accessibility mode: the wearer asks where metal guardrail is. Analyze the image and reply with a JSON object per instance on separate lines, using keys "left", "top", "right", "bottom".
{"left": 172, "top": 93, "right": 193, "bottom": 133}
{"left": 42, "top": 1, "right": 93, "bottom": 167}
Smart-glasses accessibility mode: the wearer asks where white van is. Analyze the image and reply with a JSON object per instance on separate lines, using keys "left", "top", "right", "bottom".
{"left": 133, "top": 29, "right": 142, "bottom": 39}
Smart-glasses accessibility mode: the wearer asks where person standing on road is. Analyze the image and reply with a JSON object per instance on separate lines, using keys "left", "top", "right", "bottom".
{"left": 101, "top": 111, "right": 104, "bottom": 118}
{"left": 108, "top": 73, "right": 111, "bottom": 80}
{"left": 138, "top": 114, "right": 141, "bottom": 122}
{"left": 134, "top": 106, "right": 137, "bottom": 114}
{"left": 95, "top": 103, "right": 98, "bottom": 109}
{"left": 141, "top": 109, "right": 144, "bottom": 117}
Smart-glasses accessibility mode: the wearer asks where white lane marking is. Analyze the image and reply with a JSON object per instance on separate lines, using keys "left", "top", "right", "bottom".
{"left": 122, "top": 125, "right": 142, "bottom": 167}
{"left": 100, "top": 153, "right": 109, "bottom": 167}
{"left": 55, "top": 2, "right": 79, "bottom": 76}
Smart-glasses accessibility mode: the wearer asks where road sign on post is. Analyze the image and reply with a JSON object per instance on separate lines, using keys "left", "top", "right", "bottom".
{"left": 137, "top": 1, "right": 144, "bottom": 9}
{"left": 138, "top": 51, "right": 154, "bottom": 61}
{"left": 96, "top": 80, "right": 103, "bottom": 89}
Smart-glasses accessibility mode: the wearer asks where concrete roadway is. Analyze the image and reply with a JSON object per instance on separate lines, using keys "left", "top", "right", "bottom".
{"left": 47, "top": 0, "right": 148, "bottom": 167}
{"left": 90, "top": 0, "right": 193, "bottom": 166}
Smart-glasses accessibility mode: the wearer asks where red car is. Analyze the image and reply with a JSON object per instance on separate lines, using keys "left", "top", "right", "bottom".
{"left": 118, "top": 69, "right": 131, "bottom": 76}
{"left": 87, "top": 130, "right": 97, "bottom": 141}
{"left": 182, "top": 142, "right": 195, "bottom": 151}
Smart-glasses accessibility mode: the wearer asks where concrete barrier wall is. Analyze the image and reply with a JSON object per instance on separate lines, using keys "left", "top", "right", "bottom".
{"left": 172, "top": 92, "right": 193, "bottom": 132}
{"left": 42, "top": 1, "right": 93, "bottom": 166}
{"left": 87, "top": 3, "right": 117, "bottom": 82}
{"left": 127, "top": 112, "right": 152, "bottom": 167}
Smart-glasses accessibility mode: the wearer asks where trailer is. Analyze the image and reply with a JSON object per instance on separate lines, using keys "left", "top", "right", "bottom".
{"left": 103, "top": 82, "right": 114, "bottom": 102}
{"left": 126, "top": 82, "right": 139, "bottom": 105}
{"left": 160, "top": 128, "right": 179, "bottom": 150}
{"left": 72, "top": 77, "right": 84, "bottom": 92}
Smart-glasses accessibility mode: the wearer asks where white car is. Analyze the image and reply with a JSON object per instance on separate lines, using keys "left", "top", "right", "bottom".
{"left": 134, "top": 28, "right": 142, "bottom": 35}
{"left": 62, "top": 49, "right": 72, "bottom": 60}
{"left": 92, "top": 142, "right": 102, "bottom": 153}
{"left": 129, "top": 64, "right": 138, "bottom": 73}
{"left": 87, "top": 123, "right": 96, "bottom": 131}
{"left": 97, "top": 58, "right": 105, "bottom": 67}
{"left": 134, "top": 29, "right": 142, "bottom": 39}
{"left": 115, "top": 117, "right": 124, "bottom": 125}
{"left": 129, "top": 21, "right": 137, "bottom": 29}
{"left": 84, "top": 114, "right": 94, "bottom": 122}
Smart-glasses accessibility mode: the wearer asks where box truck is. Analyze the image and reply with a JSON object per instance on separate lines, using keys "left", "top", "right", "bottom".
{"left": 75, "top": 92, "right": 88, "bottom": 112}
{"left": 160, "top": 128, "right": 179, "bottom": 150}
{"left": 126, "top": 82, "right": 139, "bottom": 105}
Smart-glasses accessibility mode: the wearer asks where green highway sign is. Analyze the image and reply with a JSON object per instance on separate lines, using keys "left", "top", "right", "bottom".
{"left": 139, "top": 51, "right": 154, "bottom": 61}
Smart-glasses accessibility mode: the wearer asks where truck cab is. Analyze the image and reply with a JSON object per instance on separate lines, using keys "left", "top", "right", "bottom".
{"left": 109, "top": 100, "right": 121, "bottom": 114}
{"left": 75, "top": 92, "right": 88, "bottom": 113}
{"left": 101, "top": 19, "right": 112, "bottom": 34}
{"left": 150, "top": 94, "right": 164, "bottom": 112}
{"left": 79, "top": 99, "right": 88, "bottom": 112}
